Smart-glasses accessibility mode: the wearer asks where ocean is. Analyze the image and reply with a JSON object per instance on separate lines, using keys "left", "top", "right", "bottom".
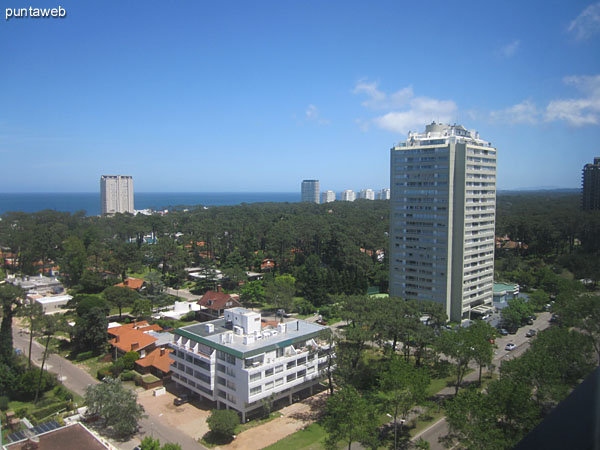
{"left": 0, "top": 192, "right": 300, "bottom": 216}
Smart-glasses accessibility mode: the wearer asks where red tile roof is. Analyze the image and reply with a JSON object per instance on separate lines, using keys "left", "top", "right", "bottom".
{"left": 198, "top": 291, "right": 241, "bottom": 311}
{"left": 136, "top": 347, "right": 173, "bottom": 374}
{"left": 107, "top": 321, "right": 162, "bottom": 338}
{"left": 109, "top": 327, "right": 157, "bottom": 353}
{"left": 114, "top": 277, "right": 144, "bottom": 290}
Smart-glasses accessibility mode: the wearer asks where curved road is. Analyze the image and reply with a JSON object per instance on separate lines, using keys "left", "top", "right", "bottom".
{"left": 12, "top": 325, "right": 205, "bottom": 450}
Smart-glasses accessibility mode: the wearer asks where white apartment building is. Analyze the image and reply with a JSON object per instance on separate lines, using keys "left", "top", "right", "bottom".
{"left": 359, "top": 189, "right": 375, "bottom": 200}
{"left": 389, "top": 122, "right": 496, "bottom": 322}
{"left": 341, "top": 190, "right": 356, "bottom": 201}
{"left": 100, "top": 175, "right": 134, "bottom": 215}
{"left": 378, "top": 188, "right": 391, "bottom": 200}
{"left": 169, "top": 307, "right": 330, "bottom": 421}
{"left": 321, "top": 190, "right": 336, "bottom": 203}
{"left": 301, "top": 180, "right": 320, "bottom": 203}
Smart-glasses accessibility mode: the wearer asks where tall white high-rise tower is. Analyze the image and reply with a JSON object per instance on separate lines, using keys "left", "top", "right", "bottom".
{"left": 389, "top": 123, "right": 496, "bottom": 322}
{"left": 100, "top": 175, "right": 134, "bottom": 215}
{"left": 301, "top": 180, "right": 320, "bottom": 204}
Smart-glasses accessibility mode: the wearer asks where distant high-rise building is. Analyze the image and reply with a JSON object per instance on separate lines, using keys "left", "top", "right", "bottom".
{"left": 341, "top": 190, "right": 356, "bottom": 201}
{"left": 390, "top": 123, "right": 497, "bottom": 322}
{"left": 379, "top": 188, "right": 391, "bottom": 200}
{"left": 100, "top": 175, "right": 134, "bottom": 215}
{"left": 582, "top": 157, "right": 600, "bottom": 211}
{"left": 301, "top": 180, "right": 320, "bottom": 203}
{"left": 321, "top": 190, "right": 336, "bottom": 203}
{"left": 359, "top": 189, "right": 375, "bottom": 200}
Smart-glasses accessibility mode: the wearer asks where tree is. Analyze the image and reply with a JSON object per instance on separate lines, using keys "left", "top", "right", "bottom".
{"left": 84, "top": 377, "right": 146, "bottom": 437}
{"left": 378, "top": 357, "right": 428, "bottom": 450}
{"left": 554, "top": 293, "right": 600, "bottom": 364}
{"left": 73, "top": 306, "right": 108, "bottom": 354}
{"left": 206, "top": 409, "right": 239, "bottom": 439}
{"left": 18, "top": 301, "right": 44, "bottom": 369}
{"left": 240, "top": 281, "right": 266, "bottom": 306}
{"left": 131, "top": 298, "right": 152, "bottom": 319}
{"left": 322, "top": 385, "right": 378, "bottom": 450}
{"left": 140, "top": 437, "right": 160, "bottom": 450}
{"left": 501, "top": 297, "right": 533, "bottom": 331}
{"left": 160, "top": 444, "right": 182, "bottom": 450}
{"left": 0, "top": 283, "right": 24, "bottom": 366}
{"left": 435, "top": 327, "right": 474, "bottom": 396}
{"left": 35, "top": 314, "right": 61, "bottom": 403}
{"left": 265, "top": 274, "right": 296, "bottom": 313}
{"left": 468, "top": 320, "right": 495, "bottom": 386}
{"left": 60, "top": 236, "right": 87, "bottom": 286}
{"left": 103, "top": 286, "right": 139, "bottom": 320}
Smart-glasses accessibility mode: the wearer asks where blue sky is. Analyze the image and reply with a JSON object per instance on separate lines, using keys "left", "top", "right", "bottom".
{"left": 1, "top": 0, "right": 600, "bottom": 192}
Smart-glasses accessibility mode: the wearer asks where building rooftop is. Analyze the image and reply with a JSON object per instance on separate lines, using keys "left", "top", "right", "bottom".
{"left": 174, "top": 307, "right": 327, "bottom": 359}
{"left": 398, "top": 122, "right": 492, "bottom": 148}
{"left": 4, "top": 422, "right": 109, "bottom": 450}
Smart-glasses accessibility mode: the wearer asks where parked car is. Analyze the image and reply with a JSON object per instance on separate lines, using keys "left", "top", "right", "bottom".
{"left": 499, "top": 328, "right": 509, "bottom": 336}
{"left": 505, "top": 343, "right": 516, "bottom": 351}
{"left": 526, "top": 318, "right": 534, "bottom": 325}
{"left": 174, "top": 394, "right": 189, "bottom": 406}
{"left": 526, "top": 329, "right": 537, "bottom": 337}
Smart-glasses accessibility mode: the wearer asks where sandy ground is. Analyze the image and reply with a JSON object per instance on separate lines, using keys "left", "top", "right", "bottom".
{"left": 218, "top": 391, "right": 329, "bottom": 450}
{"left": 137, "top": 389, "right": 211, "bottom": 441}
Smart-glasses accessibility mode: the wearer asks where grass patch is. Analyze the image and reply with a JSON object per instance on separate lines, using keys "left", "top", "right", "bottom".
{"left": 76, "top": 354, "right": 112, "bottom": 378}
{"left": 408, "top": 408, "right": 446, "bottom": 437}
{"left": 263, "top": 423, "right": 327, "bottom": 450}
{"left": 236, "top": 411, "right": 282, "bottom": 434}
{"left": 426, "top": 369, "right": 474, "bottom": 397}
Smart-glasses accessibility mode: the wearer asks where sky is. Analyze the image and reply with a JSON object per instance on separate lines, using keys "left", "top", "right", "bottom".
{"left": 1, "top": 0, "right": 600, "bottom": 193}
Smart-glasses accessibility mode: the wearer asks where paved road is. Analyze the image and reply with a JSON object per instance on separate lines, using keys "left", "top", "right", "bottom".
{"left": 12, "top": 324, "right": 205, "bottom": 450}
{"left": 413, "top": 311, "right": 552, "bottom": 449}
{"left": 166, "top": 287, "right": 202, "bottom": 301}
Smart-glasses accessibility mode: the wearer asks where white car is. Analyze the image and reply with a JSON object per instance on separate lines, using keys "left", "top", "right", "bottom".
{"left": 505, "top": 343, "right": 516, "bottom": 351}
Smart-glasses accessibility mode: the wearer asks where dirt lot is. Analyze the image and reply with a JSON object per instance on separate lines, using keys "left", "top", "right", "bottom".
{"left": 137, "top": 388, "right": 211, "bottom": 441}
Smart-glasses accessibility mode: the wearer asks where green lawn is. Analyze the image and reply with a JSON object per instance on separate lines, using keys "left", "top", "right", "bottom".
{"left": 263, "top": 423, "right": 327, "bottom": 450}
{"left": 235, "top": 411, "right": 282, "bottom": 434}
{"left": 76, "top": 354, "right": 112, "bottom": 378}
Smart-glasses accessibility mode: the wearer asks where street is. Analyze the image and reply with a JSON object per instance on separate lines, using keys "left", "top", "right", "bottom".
{"left": 412, "top": 311, "right": 552, "bottom": 449}
{"left": 11, "top": 324, "right": 206, "bottom": 450}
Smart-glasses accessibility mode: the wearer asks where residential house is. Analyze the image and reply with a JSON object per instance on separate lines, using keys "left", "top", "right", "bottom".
{"left": 198, "top": 290, "right": 241, "bottom": 320}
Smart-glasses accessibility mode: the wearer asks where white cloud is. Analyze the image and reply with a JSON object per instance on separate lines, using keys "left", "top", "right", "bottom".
{"left": 490, "top": 100, "right": 540, "bottom": 125}
{"left": 544, "top": 74, "right": 600, "bottom": 126}
{"left": 304, "top": 104, "right": 330, "bottom": 125}
{"left": 353, "top": 81, "right": 456, "bottom": 134}
{"left": 568, "top": 2, "right": 600, "bottom": 40}
{"left": 352, "top": 81, "right": 413, "bottom": 110}
{"left": 499, "top": 40, "right": 520, "bottom": 58}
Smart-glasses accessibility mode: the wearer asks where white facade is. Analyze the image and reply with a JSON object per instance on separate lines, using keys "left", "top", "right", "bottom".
{"left": 359, "top": 189, "right": 375, "bottom": 200}
{"left": 321, "top": 190, "right": 336, "bottom": 203}
{"left": 301, "top": 180, "right": 320, "bottom": 203}
{"left": 169, "top": 307, "right": 330, "bottom": 421}
{"left": 34, "top": 294, "right": 72, "bottom": 313}
{"left": 100, "top": 175, "right": 134, "bottom": 215}
{"left": 389, "top": 123, "right": 496, "bottom": 322}
{"left": 341, "top": 190, "right": 356, "bottom": 201}
{"left": 378, "top": 188, "right": 391, "bottom": 200}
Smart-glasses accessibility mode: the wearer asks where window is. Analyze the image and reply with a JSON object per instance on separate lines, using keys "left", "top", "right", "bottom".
{"left": 287, "top": 373, "right": 296, "bottom": 382}
{"left": 275, "top": 378, "right": 284, "bottom": 386}
{"left": 297, "top": 369, "right": 306, "bottom": 378}
{"left": 265, "top": 368, "right": 274, "bottom": 377}
{"left": 274, "top": 365, "right": 283, "bottom": 373}
{"left": 250, "top": 372, "right": 262, "bottom": 382}
{"left": 265, "top": 381, "right": 274, "bottom": 390}
{"left": 287, "top": 361, "right": 296, "bottom": 370}
{"left": 250, "top": 385, "right": 262, "bottom": 395}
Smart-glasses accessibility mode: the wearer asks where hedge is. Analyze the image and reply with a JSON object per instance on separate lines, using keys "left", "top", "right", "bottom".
{"left": 76, "top": 351, "right": 95, "bottom": 361}
{"left": 31, "top": 401, "right": 69, "bottom": 420}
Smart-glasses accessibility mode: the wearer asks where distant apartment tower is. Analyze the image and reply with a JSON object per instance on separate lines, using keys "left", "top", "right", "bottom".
{"left": 378, "top": 188, "right": 391, "bottom": 200}
{"left": 321, "top": 190, "right": 336, "bottom": 203}
{"left": 582, "top": 157, "right": 600, "bottom": 211}
{"left": 341, "top": 190, "right": 356, "bottom": 201}
{"left": 359, "top": 189, "right": 375, "bottom": 200}
{"left": 301, "top": 180, "right": 320, "bottom": 203}
{"left": 100, "top": 175, "right": 134, "bottom": 215}
{"left": 389, "top": 123, "right": 497, "bottom": 322}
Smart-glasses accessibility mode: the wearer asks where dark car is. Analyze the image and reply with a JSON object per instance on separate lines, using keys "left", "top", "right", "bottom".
{"left": 499, "top": 328, "right": 509, "bottom": 336}
{"left": 174, "top": 394, "right": 189, "bottom": 406}
{"left": 526, "top": 329, "right": 537, "bottom": 338}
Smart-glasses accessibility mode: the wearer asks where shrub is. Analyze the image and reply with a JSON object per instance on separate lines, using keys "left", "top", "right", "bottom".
{"left": 0, "top": 396, "right": 9, "bottom": 411}
{"left": 120, "top": 351, "right": 140, "bottom": 370}
{"left": 31, "top": 401, "right": 68, "bottom": 420}
{"left": 120, "top": 370, "right": 136, "bottom": 382}
{"left": 97, "top": 367, "right": 112, "bottom": 381}
{"left": 206, "top": 409, "right": 239, "bottom": 439}
{"left": 180, "top": 311, "right": 196, "bottom": 322}
{"left": 294, "top": 298, "right": 315, "bottom": 315}
{"left": 76, "top": 351, "right": 94, "bottom": 361}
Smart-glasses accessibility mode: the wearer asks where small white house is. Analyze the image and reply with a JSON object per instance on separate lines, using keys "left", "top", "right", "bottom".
{"left": 35, "top": 294, "right": 72, "bottom": 313}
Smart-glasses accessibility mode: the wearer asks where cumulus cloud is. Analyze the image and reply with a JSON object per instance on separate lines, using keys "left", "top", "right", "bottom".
{"left": 498, "top": 40, "right": 520, "bottom": 58}
{"left": 490, "top": 100, "right": 540, "bottom": 125}
{"left": 353, "top": 81, "right": 457, "bottom": 134}
{"left": 544, "top": 75, "right": 600, "bottom": 126}
{"left": 304, "top": 104, "right": 330, "bottom": 125}
{"left": 568, "top": 2, "right": 600, "bottom": 40}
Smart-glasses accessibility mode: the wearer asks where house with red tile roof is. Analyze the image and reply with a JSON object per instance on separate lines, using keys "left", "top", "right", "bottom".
{"left": 114, "top": 277, "right": 145, "bottom": 291}
{"left": 198, "top": 289, "right": 241, "bottom": 320}
{"left": 135, "top": 347, "right": 173, "bottom": 379}
{"left": 107, "top": 321, "right": 163, "bottom": 359}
